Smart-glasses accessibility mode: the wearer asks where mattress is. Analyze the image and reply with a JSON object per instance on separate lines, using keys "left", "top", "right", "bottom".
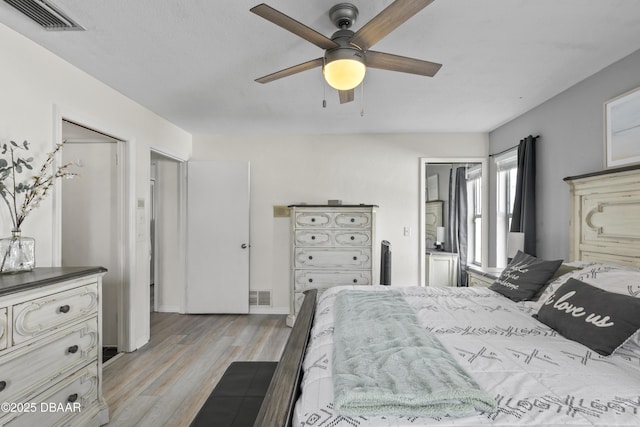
{"left": 293, "top": 285, "right": 640, "bottom": 426}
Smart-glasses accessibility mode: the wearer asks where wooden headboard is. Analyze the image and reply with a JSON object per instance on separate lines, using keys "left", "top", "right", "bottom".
{"left": 565, "top": 165, "right": 640, "bottom": 268}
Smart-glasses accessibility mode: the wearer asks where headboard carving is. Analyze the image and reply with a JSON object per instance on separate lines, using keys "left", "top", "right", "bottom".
{"left": 565, "top": 166, "right": 640, "bottom": 268}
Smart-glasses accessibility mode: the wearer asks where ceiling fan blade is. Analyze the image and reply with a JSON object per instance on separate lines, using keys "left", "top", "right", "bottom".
{"left": 349, "top": 0, "right": 435, "bottom": 51}
{"left": 366, "top": 51, "right": 442, "bottom": 77}
{"left": 339, "top": 89, "right": 354, "bottom": 104}
{"left": 255, "top": 58, "right": 324, "bottom": 84}
{"left": 251, "top": 4, "right": 338, "bottom": 50}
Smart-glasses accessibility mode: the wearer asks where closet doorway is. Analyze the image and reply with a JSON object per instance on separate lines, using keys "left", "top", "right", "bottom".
{"left": 61, "top": 120, "right": 125, "bottom": 359}
{"left": 150, "top": 151, "right": 184, "bottom": 315}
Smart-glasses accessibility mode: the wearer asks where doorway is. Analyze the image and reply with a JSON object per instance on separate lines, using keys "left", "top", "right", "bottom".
{"left": 419, "top": 157, "right": 489, "bottom": 286}
{"left": 150, "top": 151, "right": 184, "bottom": 315}
{"left": 61, "top": 120, "right": 125, "bottom": 361}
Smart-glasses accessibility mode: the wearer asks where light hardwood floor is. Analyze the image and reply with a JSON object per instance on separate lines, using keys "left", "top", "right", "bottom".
{"left": 102, "top": 312, "right": 290, "bottom": 427}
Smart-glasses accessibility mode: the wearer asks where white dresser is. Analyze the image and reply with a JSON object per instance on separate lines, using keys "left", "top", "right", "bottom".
{"left": 425, "top": 250, "right": 459, "bottom": 286}
{"left": 0, "top": 267, "right": 109, "bottom": 426}
{"left": 288, "top": 205, "right": 377, "bottom": 326}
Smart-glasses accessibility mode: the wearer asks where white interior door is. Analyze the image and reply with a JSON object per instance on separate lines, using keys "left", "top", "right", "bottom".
{"left": 186, "top": 160, "right": 250, "bottom": 313}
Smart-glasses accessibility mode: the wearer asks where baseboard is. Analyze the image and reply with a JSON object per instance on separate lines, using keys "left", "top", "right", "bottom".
{"left": 156, "top": 304, "right": 181, "bottom": 312}
{"left": 249, "top": 306, "right": 289, "bottom": 315}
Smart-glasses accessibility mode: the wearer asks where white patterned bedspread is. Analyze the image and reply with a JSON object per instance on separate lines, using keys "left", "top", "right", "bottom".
{"left": 293, "top": 285, "right": 640, "bottom": 426}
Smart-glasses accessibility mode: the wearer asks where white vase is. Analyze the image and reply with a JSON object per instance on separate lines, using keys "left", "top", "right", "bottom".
{"left": 0, "top": 229, "right": 35, "bottom": 274}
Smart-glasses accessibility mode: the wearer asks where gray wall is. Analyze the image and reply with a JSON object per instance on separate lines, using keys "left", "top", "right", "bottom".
{"left": 488, "top": 48, "right": 640, "bottom": 265}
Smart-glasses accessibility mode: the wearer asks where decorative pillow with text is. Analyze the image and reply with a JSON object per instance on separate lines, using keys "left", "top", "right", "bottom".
{"left": 489, "top": 251, "right": 562, "bottom": 302}
{"left": 535, "top": 278, "right": 640, "bottom": 356}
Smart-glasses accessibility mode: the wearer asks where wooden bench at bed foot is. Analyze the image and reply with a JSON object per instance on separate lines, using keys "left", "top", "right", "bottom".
{"left": 190, "top": 361, "right": 278, "bottom": 427}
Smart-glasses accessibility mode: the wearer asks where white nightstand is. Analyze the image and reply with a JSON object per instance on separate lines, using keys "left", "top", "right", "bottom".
{"left": 425, "top": 250, "right": 459, "bottom": 286}
{"left": 467, "top": 266, "right": 503, "bottom": 287}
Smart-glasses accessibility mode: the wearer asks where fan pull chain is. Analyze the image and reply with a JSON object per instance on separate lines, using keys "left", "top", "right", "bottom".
{"left": 322, "top": 58, "right": 327, "bottom": 108}
{"left": 323, "top": 84, "right": 327, "bottom": 108}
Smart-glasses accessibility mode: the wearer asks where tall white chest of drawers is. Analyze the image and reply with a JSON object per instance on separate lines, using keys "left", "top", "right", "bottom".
{"left": 0, "top": 267, "right": 109, "bottom": 426}
{"left": 288, "top": 205, "right": 377, "bottom": 326}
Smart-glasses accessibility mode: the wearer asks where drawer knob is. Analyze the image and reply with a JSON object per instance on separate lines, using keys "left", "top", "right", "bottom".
{"left": 311, "top": 218, "right": 316, "bottom": 222}
{"left": 308, "top": 278, "right": 313, "bottom": 283}
{"left": 308, "top": 256, "right": 313, "bottom": 260}
{"left": 311, "top": 235, "right": 316, "bottom": 240}
{"left": 353, "top": 279, "right": 358, "bottom": 283}
{"left": 350, "top": 218, "right": 355, "bottom": 222}
{"left": 67, "top": 393, "right": 78, "bottom": 403}
{"left": 59, "top": 305, "right": 71, "bottom": 314}
{"left": 68, "top": 345, "right": 79, "bottom": 354}
{"left": 0, "top": 380, "right": 6, "bottom": 392}
{"left": 353, "top": 256, "right": 358, "bottom": 261}
{"left": 350, "top": 236, "right": 355, "bottom": 240}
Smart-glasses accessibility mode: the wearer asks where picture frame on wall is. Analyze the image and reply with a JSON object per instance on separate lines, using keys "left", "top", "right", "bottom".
{"left": 604, "top": 86, "right": 640, "bottom": 168}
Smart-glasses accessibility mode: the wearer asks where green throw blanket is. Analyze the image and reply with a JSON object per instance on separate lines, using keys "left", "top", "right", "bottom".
{"left": 333, "top": 290, "right": 496, "bottom": 418}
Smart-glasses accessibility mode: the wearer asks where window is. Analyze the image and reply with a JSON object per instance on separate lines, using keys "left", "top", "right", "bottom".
{"left": 466, "top": 165, "right": 482, "bottom": 266}
{"left": 495, "top": 151, "right": 518, "bottom": 267}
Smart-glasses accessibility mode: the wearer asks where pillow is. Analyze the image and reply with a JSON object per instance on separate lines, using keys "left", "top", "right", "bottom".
{"left": 535, "top": 262, "right": 640, "bottom": 305}
{"left": 489, "top": 251, "right": 562, "bottom": 302}
{"left": 531, "top": 263, "right": 582, "bottom": 301}
{"left": 535, "top": 278, "right": 640, "bottom": 356}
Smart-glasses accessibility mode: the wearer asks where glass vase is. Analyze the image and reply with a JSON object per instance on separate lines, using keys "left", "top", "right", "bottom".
{"left": 0, "top": 229, "right": 35, "bottom": 274}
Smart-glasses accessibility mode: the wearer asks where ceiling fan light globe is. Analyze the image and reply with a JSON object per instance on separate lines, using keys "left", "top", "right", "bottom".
{"left": 323, "top": 58, "right": 366, "bottom": 91}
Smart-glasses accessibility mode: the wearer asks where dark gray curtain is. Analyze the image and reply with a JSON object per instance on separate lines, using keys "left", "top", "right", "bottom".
{"left": 446, "top": 167, "right": 468, "bottom": 286}
{"left": 510, "top": 135, "right": 537, "bottom": 255}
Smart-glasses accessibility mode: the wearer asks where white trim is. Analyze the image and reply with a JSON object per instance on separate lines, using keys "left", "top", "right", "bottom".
{"left": 149, "top": 145, "right": 188, "bottom": 163}
{"left": 149, "top": 148, "right": 188, "bottom": 314}
{"left": 156, "top": 305, "right": 182, "bottom": 312}
{"left": 179, "top": 161, "right": 188, "bottom": 314}
{"left": 249, "top": 306, "right": 289, "bottom": 315}
{"left": 52, "top": 105, "right": 136, "bottom": 352}
{"left": 494, "top": 149, "right": 517, "bottom": 171}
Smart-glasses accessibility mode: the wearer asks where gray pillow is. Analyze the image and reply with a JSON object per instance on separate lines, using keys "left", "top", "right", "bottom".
{"left": 532, "top": 263, "right": 582, "bottom": 301}
{"left": 535, "top": 278, "right": 640, "bottom": 356}
{"left": 489, "top": 251, "right": 562, "bottom": 302}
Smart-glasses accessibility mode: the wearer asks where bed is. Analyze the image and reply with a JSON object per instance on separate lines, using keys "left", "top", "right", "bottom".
{"left": 254, "top": 165, "right": 640, "bottom": 427}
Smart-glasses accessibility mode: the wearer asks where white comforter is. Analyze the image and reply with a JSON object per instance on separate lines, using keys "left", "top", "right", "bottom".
{"left": 293, "top": 285, "right": 640, "bottom": 426}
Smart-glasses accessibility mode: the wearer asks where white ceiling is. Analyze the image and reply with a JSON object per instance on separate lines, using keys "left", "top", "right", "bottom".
{"left": 2, "top": 0, "right": 640, "bottom": 135}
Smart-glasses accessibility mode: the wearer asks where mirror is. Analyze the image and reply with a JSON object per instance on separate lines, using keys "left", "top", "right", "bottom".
{"left": 419, "top": 157, "right": 488, "bottom": 286}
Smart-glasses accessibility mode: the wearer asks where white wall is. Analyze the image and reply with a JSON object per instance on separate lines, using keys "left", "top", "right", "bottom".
{"left": 488, "top": 48, "right": 640, "bottom": 264}
{"left": 193, "top": 133, "right": 488, "bottom": 311}
{"left": 0, "top": 23, "right": 192, "bottom": 350}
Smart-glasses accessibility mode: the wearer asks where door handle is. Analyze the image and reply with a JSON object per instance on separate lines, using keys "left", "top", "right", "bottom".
{"left": 241, "top": 243, "right": 248, "bottom": 249}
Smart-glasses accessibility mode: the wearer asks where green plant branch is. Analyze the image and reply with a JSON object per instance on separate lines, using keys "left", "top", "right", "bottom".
{"left": 1, "top": 140, "right": 77, "bottom": 232}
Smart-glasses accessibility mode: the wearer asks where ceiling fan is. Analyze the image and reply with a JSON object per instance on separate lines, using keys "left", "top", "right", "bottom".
{"left": 250, "top": 0, "right": 442, "bottom": 104}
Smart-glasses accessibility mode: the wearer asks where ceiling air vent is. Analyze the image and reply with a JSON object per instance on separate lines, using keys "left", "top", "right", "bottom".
{"left": 4, "top": 0, "right": 84, "bottom": 30}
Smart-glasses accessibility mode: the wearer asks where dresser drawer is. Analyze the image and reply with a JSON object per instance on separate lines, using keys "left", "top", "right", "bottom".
{"left": 294, "top": 210, "right": 373, "bottom": 229}
{"left": 334, "top": 211, "right": 372, "bottom": 228}
{"left": 294, "top": 211, "right": 332, "bottom": 227}
{"left": 294, "top": 230, "right": 372, "bottom": 247}
{"left": 294, "top": 248, "right": 371, "bottom": 269}
{"left": 0, "top": 308, "right": 7, "bottom": 351}
{"left": 294, "top": 230, "right": 332, "bottom": 246}
{"left": 0, "top": 318, "right": 98, "bottom": 405}
{"left": 294, "top": 270, "right": 373, "bottom": 291}
{"left": 12, "top": 284, "right": 98, "bottom": 345}
{"left": 3, "top": 365, "right": 99, "bottom": 427}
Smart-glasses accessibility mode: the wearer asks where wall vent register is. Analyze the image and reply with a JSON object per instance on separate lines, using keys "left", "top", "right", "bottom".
{"left": 4, "top": 0, "right": 84, "bottom": 30}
